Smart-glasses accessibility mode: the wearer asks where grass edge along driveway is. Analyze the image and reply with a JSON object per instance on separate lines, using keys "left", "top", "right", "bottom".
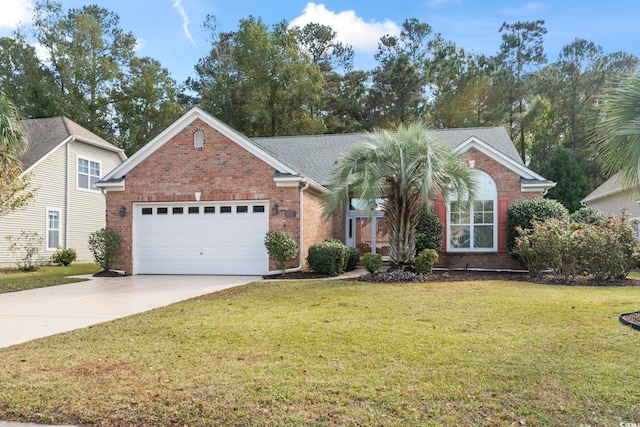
{"left": 0, "top": 263, "right": 100, "bottom": 294}
{"left": 1, "top": 278, "right": 639, "bottom": 426}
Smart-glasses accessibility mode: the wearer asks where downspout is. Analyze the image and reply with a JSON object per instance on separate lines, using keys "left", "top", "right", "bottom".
{"left": 64, "top": 136, "right": 75, "bottom": 249}
{"left": 280, "top": 178, "right": 310, "bottom": 273}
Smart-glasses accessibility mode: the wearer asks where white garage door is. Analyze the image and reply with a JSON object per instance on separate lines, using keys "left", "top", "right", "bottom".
{"left": 134, "top": 201, "right": 269, "bottom": 275}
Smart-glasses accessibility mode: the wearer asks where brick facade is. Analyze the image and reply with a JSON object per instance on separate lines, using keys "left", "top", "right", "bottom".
{"left": 435, "top": 147, "right": 542, "bottom": 270}
{"left": 106, "top": 119, "right": 302, "bottom": 274}
{"left": 104, "top": 110, "right": 548, "bottom": 274}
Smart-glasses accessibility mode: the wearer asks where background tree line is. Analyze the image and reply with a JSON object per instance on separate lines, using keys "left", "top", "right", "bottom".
{"left": 1, "top": 1, "right": 638, "bottom": 210}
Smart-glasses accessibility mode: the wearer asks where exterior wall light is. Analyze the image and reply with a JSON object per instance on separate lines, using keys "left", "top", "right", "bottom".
{"left": 119, "top": 205, "right": 127, "bottom": 217}
{"left": 272, "top": 203, "right": 279, "bottom": 215}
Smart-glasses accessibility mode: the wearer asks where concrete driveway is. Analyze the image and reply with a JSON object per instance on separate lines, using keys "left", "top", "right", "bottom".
{"left": 0, "top": 274, "right": 260, "bottom": 348}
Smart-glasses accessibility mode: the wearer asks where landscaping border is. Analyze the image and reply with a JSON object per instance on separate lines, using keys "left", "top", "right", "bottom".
{"left": 619, "top": 311, "right": 640, "bottom": 331}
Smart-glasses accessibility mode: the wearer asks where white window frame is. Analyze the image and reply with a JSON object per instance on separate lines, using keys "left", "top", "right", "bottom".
{"left": 77, "top": 155, "right": 102, "bottom": 192}
{"left": 447, "top": 170, "right": 498, "bottom": 252}
{"left": 46, "top": 208, "right": 61, "bottom": 251}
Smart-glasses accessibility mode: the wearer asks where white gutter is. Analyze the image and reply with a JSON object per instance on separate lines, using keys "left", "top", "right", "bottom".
{"left": 269, "top": 178, "right": 311, "bottom": 275}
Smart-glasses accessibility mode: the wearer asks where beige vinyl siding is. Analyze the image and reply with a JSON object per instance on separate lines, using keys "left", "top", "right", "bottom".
{"left": 585, "top": 189, "right": 640, "bottom": 219}
{"left": 67, "top": 140, "right": 123, "bottom": 262}
{"left": 0, "top": 145, "right": 67, "bottom": 267}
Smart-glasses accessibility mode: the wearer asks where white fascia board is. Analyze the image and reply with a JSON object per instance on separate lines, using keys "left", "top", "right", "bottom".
{"left": 73, "top": 135, "right": 127, "bottom": 161}
{"left": 103, "top": 107, "right": 297, "bottom": 181}
{"left": 274, "top": 176, "right": 327, "bottom": 193}
{"left": 521, "top": 181, "right": 556, "bottom": 192}
{"left": 453, "top": 137, "right": 547, "bottom": 181}
{"left": 95, "top": 179, "right": 125, "bottom": 191}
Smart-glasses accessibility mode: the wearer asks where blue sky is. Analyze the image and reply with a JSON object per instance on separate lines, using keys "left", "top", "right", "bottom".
{"left": 1, "top": 0, "right": 639, "bottom": 85}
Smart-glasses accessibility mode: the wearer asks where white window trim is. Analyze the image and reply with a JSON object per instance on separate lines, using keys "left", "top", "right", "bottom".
{"left": 447, "top": 171, "right": 498, "bottom": 253}
{"left": 76, "top": 155, "right": 102, "bottom": 193}
{"left": 46, "top": 207, "right": 61, "bottom": 251}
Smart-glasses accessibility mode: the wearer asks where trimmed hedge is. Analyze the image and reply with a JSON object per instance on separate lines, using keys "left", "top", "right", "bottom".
{"left": 414, "top": 249, "right": 438, "bottom": 274}
{"left": 307, "top": 240, "right": 349, "bottom": 276}
{"left": 569, "top": 206, "right": 607, "bottom": 226}
{"left": 361, "top": 252, "right": 383, "bottom": 273}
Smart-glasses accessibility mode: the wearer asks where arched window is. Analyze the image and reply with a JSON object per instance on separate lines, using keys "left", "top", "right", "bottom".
{"left": 193, "top": 130, "right": 204, "bottom": 148}
{"left": 448, "top": 170, "right": 497, "bottom": 251}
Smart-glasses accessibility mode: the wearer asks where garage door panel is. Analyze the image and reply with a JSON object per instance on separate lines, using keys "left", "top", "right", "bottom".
{"left": 135, "top": 202, "right": 269, "bottom": 275}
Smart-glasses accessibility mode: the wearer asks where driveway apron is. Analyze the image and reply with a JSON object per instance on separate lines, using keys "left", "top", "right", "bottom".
{"left": 0, "top": 275, "right": 259, "bottom": 348}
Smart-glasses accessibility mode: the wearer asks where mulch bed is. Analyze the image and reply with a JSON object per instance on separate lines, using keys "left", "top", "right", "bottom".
{"left": 619, "top": 311, "right": 640, "bottom": 331}
{"left": 93, "top": 270, "right": 124, "bottom": 277}
{"left": 267, "top": 268, "right": 640, "bottom": 287}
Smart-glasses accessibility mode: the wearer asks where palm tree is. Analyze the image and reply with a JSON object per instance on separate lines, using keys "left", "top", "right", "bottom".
{"left": 0, "top": 94, "right": 34, "bottom": 217}
{"left": 323, "top": 121, "right": 476, "bottom": 266}
{"left": 596, "top": 72, "right": 640, "bottom": 189}
{"left": 0, "top": 93, "right": 27, "bottom": 176}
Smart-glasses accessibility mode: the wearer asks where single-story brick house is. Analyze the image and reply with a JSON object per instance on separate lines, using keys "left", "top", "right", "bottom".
{"left": 97, "top": 107, "right": 555, "bottom": 275}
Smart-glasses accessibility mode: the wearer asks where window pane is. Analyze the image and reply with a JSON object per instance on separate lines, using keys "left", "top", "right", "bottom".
{"left": 474, "top": 225, "right": 493, "bottom": 248}
{"left": 78, "top": 158, "right": 88, "bottom": 174}
{"left": 90, "top": 161, "right": 100, "bottom": 177}
{"left": 89, "top": 175, "right": 99, "bottom": 189}
{"left": 204, "top": 206, "right": 215, "bottom": 214}
{"left": 141, "top": 208, "right": 152, "bottom": 215}
{"left": 253, "top": 205, "right": 265, "bottom": 213}
{"left": 450, "top": 225, "right": 470, "bottom": 248}
{"left": 157, "top": 207, "right": 168, "bottom": 215}
{"left": 49, "top": 230, "right": 59, "bottom": 249}
{"left": 78, "top": 173, "right": 89, "bottom": 189}
{"left": 173, "top": 207, "right": 183, "bottom": 214}
{"left": 236, "top": 205, "right": 248, "bottom": 213}
{"left": 220, "top": 206, "right": 232, "bottom": 213}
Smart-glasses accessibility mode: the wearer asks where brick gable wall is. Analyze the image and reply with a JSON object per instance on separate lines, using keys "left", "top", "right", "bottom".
{"left": 435, "top": 147, "right": 542, "bottom": 270}
{"left": 105, "top": 119, "right": 302, "bottom": 274}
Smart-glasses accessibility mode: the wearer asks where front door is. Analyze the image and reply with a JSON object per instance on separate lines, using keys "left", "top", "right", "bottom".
{"left": 346, "top": 211, "right": 390, "bottom": 256}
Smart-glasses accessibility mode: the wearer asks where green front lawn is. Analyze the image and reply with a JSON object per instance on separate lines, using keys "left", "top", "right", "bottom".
{"left": 1, "top": 279, "right": 639, "bottom": 426}
{"left": 0, "top": 263, "right": 100, "bottom": 294}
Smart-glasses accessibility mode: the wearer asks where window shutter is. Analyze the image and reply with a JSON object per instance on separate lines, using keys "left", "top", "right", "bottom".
{"left": 498, "top": 198, "right": 509, "bottom": 253}
{"left": 435, "top": 198, "right": 447, "bottom": 252}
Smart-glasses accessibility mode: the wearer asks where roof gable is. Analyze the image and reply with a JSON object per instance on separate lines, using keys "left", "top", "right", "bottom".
{"left": 452, "top": 136, "right": 548, "bottom": 181}
{"left": 20, "top": 117, "right": 125, "bottom": 172}
{"left": 101, "top": 107, "right": 299, "bottom": 182}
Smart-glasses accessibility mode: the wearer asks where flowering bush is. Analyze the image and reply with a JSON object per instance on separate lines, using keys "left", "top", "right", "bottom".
{"left": 512, "top": 209, "right": 640, "bottom": 281}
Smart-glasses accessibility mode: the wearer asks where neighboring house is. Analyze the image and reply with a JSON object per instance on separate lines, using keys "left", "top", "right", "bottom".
{"left": 0, "top": 117, "right": 126, "bottom": 267}
{"left": 98, "top": 107, "right": 555, "bottom": 275}
{"left": 582, "top": 172, "right": 640, "bottom": 220}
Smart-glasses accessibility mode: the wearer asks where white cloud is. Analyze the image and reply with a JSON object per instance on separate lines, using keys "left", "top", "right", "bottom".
{"left": 32, "top": 42, "right": 50, "bottom": 64}
{"left": 172, "top": 0, "right": 195, "bottom": 46}
{"left": 290, "top": 2, "right": 400, "bottom": 53}
{"left": 135, "top": 37, "right": 147, "bottom": 52}
{"left": 0, "top": 0, "right": 33, "bottom": 30}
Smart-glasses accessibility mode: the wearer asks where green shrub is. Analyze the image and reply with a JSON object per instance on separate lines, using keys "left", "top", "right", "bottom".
{"left": 264, "top": 231, "right": 298, "bottom": 274}
{"left": 346, "top": 247, "right": 360, "bottom": 271}
{"left": 512, "top": 218, "right": 573, "bottom": 280}
{"left": 507, "top": 198, "right": 569, "bottom": 251}
{"left": 512, "top": 209, "right": 640, "bottom": 281}
{"left": 307, "top": 241, "right": 349, "bottom": 276}
{"left": 415, "top": 206, "right": 443, "bottom": 254}
{"left": 414, "top": 249, "right": 438, "bottom": 274}
{"left": 570, "top": 206, "right": 607, "bottom": 226}
{"left": 88, "top": 228, "right": 121, "bottom": 271}
{"left": 361, "top": 252, "right": 383, "bottom": 273}
{"left": 51, "top": 247, "right": 77, "bottom": 266}
{"left": 6, "top": 230, "right": 43, "bottom": 272}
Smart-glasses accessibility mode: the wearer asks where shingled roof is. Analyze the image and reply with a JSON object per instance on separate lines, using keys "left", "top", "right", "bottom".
{"left": 253, "top": 127, "right": 524, "bottom": 186}
{"left": 20, "top": 116, "right": 124, "bottom": 170}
